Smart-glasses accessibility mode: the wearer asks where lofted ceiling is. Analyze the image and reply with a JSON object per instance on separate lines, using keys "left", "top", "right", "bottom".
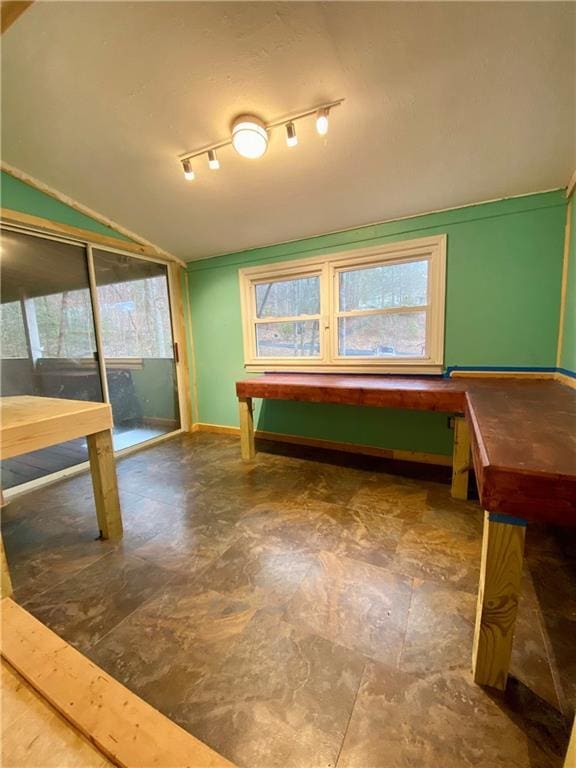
{"left": 1, "top": 2, "right": 575, "bottom": 262}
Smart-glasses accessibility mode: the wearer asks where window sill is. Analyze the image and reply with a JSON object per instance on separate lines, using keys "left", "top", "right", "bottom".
{"left": 244, "top": 363, "right": 444, "bottom": 375}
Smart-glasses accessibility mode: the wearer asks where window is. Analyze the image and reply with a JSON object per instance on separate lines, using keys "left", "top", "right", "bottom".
{"left": 239, "top": 235, "right": 446, "bottom": 373}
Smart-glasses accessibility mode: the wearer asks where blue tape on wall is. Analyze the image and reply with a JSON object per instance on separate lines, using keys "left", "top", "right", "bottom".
{"left": 487, "top": 513, "right": 528, "bottom": 526}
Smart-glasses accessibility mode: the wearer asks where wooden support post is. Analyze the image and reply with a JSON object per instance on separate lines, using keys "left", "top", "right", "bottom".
{"left": 1, "top": 536, "right": 12, "bottom": 598}
{"left": 451, "top": 415, "right": 471, "bottom": 500}
{"left": 238, "top": 397, "right": 255, "bottom": 461}
{"left": 564, "top": 716, "right": 576, "bottom": 768}
{"left": 0, "top": 491, "right": 13, "bottom": 597}
{"left": 472, "top": 511, "right": 526, "bottom": 690}
{"left": 86, "top": 429, "right": 123, "bottom": 540}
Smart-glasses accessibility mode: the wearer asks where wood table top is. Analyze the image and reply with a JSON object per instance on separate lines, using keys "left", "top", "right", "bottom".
{"left": 0, "top": 396, "right": 112, "bottom": 461}
{"left": 236, "top": 374, "right": 576, "bottom": 525}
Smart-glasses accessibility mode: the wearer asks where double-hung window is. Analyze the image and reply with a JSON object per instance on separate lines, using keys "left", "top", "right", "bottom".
{"left": 239, "top": 234, "right": 446, "bottom": 373}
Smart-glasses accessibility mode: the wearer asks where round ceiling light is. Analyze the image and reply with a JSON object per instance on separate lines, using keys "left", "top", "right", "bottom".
{"left": 231, "top": 115, "right": 268, "bottom": 159}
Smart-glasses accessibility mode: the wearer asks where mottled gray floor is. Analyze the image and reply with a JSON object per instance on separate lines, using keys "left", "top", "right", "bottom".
{"left": 2, "top": 433, "right": 575, "bottom": 767}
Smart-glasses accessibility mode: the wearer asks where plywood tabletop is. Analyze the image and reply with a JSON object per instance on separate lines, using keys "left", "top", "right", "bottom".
{"left": 0, "top": 396, "right": 113, "bottom": 461}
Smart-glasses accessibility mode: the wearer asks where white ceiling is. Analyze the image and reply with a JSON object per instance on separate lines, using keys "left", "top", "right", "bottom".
{"left": 2, "top": 2, "right": 575, "bottom": 262}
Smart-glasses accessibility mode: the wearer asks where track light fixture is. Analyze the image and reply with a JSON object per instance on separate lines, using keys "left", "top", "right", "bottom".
{"left": 178, "top": 98, "right": 344, "bottom": 181}
{"left": 207, "top": 150, "right": 220, "bottom": 170}
{"left": 181, "top": 159, "right": 195, "bottom": 181}
{"left": 316, "top": 107, "right": 329, "bottom": 136}
{"left": 285, "top": 122, "right": 298, "bottom": 148}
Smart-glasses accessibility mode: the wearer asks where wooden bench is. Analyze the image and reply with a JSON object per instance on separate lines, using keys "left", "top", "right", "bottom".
{"left": 0, "top": 396, "right": 124, "bottom": 598}
{"left": 235, "top": 374, "right": 576, "bottom": 691}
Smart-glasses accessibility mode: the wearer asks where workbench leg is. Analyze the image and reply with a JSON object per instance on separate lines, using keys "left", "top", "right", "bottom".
{"left": 472, "top": 512, "right": 526, "bottom": 690}
{"left": 87, "top": 429, "right": 123, "bottom": 540}
{"left": 451, "top": 415, "right": 471, "bottom": 500}
{"left": 0, "top": 491, "right": 13, "bottom": 597}
{"left": 564, "top": 716, "right": 576, "bottom": 768}
{"left": 239, "top": 397, "right": 255, "bottom": 462}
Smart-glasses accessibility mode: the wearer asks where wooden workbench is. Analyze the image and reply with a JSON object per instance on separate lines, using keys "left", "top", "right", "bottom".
{"left": 235, "top": 374, "right": 576, "bottom": 693}
{"left": 0, "top": 396, "right": 123, "bottom": 597}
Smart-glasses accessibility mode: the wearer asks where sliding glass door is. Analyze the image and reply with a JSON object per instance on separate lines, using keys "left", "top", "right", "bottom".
{"left": 0, "top": 227, "right": 181, "bottom": 489}
{"left": 92, "top": 249, "right": 180, "bottom": 451}
{"left": 0, "top": 229, "right": 103, "bottom": 487}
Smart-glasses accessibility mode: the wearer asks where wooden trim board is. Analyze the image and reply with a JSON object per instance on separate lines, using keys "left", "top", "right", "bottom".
{"left": 193, "top": 422, "right": 452, "bottom": 467}
{"left": 567, "top": 168, "right": 576, "bottom": 199}
{"left": 0, "top": 599, "right": 236, "bottom": 768}
{"left": 1, "top": 208, "right": 185, "bottom": 266}
{"left": 168, "top": 263, "right": 193, "bottom": 432}
{"left": 557, "top": 198, "right": 573, "bottom": 367}
{"left": 1, "top": 164, "right": 182, "bottom": 265}
{"left": 556, "top": 371, "right": 576, "bottom": 390}
{"left": 0, "top": 1, "right": 33, "bottom": 33}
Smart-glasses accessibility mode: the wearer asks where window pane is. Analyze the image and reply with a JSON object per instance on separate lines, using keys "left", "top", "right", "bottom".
{"left": 338, "top": 312, "right": 426, "bottom": 357}
{"left": 255, "top": 276, "right": 320, "bottom": 318}
{"left": 256, "top": 320, "right": 320, "bottom": 357}
{"left": 0, "top": 301, "right": 28, "bottom": 358}
{"left": 339, "top": 260, "right": 428, "bottom": 311}
{"left": 0, "top": 228, "right": 102, "bottom": 489}
{"left": 93, "top": 250, "right": 180, "bottom": 451}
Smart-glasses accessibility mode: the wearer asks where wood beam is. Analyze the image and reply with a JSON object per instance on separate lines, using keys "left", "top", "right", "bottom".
{"left": 87, "top": 430, "right": 123, "bottom": 540}
{"left": 472, "top": 512, "right": 526, "bottom": 690}
{"left": 567, "top": 169, "right": 576, "bottom": 199}
{"left": 168, "top": 263, "right": 192, "bottom": 432}
{"left": 1, "top": 208, "right": 185, "bottom": 266}
{"left": 1, "top": 1, "right": 33, "bottom": 34}
{"left": 451, "top": 415, "right": 471, "bottom": 499}
{"left": 238, "top": 397, "right": 255, "bottom": 461}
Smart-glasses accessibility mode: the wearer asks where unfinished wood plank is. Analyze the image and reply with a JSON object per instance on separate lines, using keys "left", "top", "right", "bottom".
{"left": 0, "top": 490, "right": 13, "bottom": 599}
{"left": 0, "top": 599, "right": 236, "bottom": 768}
{"left": 0, "top": 204, "right": 184, "bottom": 267}
{"left": 168, "top": 263, "right": 192, "bottom": 432}
{"left": 1, "top": 535, "right": 13, "bottom": 599}
{"left": 472, "top": 512, "right": 526, "bottom": 690}
{"left": 238, "top": 396, "right": 255, "bottom": 461}
{"left": 1, "top": 659, "right": 113, "bottom": 767}
{"left": 451, "top": 415, "right": 471, "bottom": 500}
{"left": 87, "top": 430, "right": 123, "bottom": 540}
{"left": 0, "top": 396, "right": 112, "bottom": 461}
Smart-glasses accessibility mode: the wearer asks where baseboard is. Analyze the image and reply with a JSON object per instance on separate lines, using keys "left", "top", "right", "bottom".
{"left": 556, "top": 371, "right": 576, "bottom": 390}
{"left": 193, "top": 422, "right": 452, "bottom": 467}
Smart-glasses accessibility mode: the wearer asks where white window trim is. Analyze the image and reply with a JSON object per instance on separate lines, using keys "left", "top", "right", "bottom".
{"left": 239, "top": 234, "right": 446, "bottom": 374}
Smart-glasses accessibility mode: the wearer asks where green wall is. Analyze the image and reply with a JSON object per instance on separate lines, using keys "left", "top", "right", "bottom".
{"left": 186, "top": 190, "right": 567, "bottom": 456}
{"left": 1, "top": 171, "right": 133, "bottom": 241}
{"left": 559, "top": 200, "right": 576, "bottom": 374}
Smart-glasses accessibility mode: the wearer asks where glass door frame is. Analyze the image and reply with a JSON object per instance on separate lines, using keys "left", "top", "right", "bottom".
{"left": 1, "top": 222, "right": 189, "bottom": 492}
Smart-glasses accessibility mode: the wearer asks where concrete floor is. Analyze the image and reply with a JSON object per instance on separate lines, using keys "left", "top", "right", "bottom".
{"left": 2, "top": 433, "right": 575, "bottom": 767}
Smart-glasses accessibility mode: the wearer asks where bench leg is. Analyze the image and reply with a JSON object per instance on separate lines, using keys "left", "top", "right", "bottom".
{"left": 87, "top": 429, "right": 123, "bottom": 540}
{"left": 0, "top": 491, "right": 13, "bottom": 597}
{"left": 1, "top": 534, "right": 12, "bottom": 598}
{"left": 451, "top": 415, "right": 471, "bottom": 500}
{"left": 472, "top": 511, "right": 526, "bottom": 690}
{"left": 239, "top": 397, "right": 255, "bottom": 462}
